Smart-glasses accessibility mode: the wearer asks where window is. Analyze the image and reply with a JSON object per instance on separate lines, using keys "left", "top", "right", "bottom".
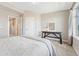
{"left": 76, "top": 5, "right": 79, "bottom": 36}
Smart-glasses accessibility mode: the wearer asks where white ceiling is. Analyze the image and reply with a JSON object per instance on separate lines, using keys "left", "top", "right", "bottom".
{"left": 0, "top": 2, "right": 73, "bottom": 14}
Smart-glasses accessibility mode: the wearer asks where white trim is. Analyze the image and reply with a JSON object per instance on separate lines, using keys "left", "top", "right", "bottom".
{"left": 73, "top": 3, "right": 79, "bottom": 9}
{"left": 8, "top": 16, "right": 10, "bottom": 37}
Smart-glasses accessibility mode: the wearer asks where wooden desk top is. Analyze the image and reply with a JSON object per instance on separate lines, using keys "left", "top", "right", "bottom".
{"left": 42, "top": 31, "right": 62, "bottom": 33}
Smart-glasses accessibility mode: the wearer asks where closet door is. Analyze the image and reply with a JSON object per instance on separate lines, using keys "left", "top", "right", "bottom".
{"left": 23, "top": 17, "right": 36, "bottom": 36}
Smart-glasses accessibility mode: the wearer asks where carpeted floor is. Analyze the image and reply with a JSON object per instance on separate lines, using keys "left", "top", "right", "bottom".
{"left": 45, "top": 38, "right": 77, "bottom": 56}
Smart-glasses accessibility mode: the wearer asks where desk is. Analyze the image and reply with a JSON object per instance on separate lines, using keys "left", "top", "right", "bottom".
{"left": 41, "top": 31, "right": 62, "bottom": 44}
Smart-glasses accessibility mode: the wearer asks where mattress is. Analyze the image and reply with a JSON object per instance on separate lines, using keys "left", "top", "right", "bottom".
{"left": 0, "top": 36, "right": 55, "bottom": 56}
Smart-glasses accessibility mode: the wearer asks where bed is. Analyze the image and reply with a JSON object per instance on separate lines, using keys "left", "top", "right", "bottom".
{"left": 0, "top": 36, "right": 55, "bottom": 56}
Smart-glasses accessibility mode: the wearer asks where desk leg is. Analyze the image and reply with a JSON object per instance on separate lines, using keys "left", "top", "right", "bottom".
{"left": 41, "top": 32, "right": 43, "bottom": 38}
{"left": 60, "top": 33, "right": 62, "bottom": 44}
{"left": 42, "top": 32, "right": 46, "bottom": 38}
{"left": 44, "top": 33, "right": 46, "bottom": 38}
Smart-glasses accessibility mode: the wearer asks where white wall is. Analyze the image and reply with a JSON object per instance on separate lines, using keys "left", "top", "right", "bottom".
{"left": 22, "top": 11, "right": 41, "bottom": 37}
{"left": 41, "top": 10, "right": 69, "bottom": 41}
{"left": 0, "top": 5, "right": 21, "bottom": 37}
{"left": 73, "top": 36, "right": 79, "bottom": 55}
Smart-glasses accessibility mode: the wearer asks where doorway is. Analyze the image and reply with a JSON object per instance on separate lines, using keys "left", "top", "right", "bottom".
{"left": 9, "top": 17, "right": 18, "bottom": 36}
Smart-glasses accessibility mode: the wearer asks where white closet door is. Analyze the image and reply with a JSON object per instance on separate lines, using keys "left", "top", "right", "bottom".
{"left": 23, "top": 17, "right": 36, "bottom": 36}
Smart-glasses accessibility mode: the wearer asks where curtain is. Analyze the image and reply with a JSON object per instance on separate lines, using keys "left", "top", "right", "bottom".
{"left": 68, "top": 10, "right": 73, "bottom": 46}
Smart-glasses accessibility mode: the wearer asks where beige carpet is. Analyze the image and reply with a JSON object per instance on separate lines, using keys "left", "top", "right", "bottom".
{"left": 45, "top": 38, "right": 77, "bottom": 56}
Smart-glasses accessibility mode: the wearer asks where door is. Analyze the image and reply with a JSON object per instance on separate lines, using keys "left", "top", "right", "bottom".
{"left": 23, "top": 17, "right": 36, "bottom": 36}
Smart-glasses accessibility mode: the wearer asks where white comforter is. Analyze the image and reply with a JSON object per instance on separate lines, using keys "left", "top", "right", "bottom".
{"left": 0, "top": 36, "right": 55, "bottom": 56}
